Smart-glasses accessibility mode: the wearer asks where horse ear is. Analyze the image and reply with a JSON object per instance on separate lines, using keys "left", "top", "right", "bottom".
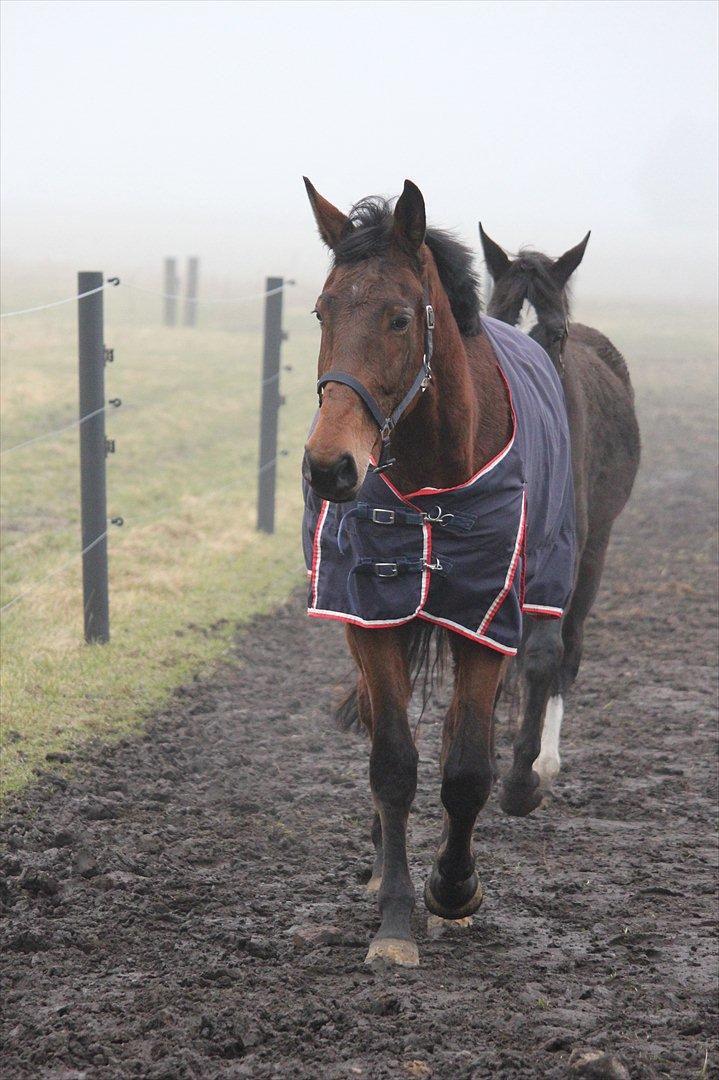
{"left": 393, "top": 180, "right": 426, "bottom": 255}
{"left": 479, "top": 223, "right": 511, "bottom": 282}
{"left": 303, "top": 177, "right": 349, "bottom": 251}
{"left": 551, "top": 231, "right": 591, "bottom": 287}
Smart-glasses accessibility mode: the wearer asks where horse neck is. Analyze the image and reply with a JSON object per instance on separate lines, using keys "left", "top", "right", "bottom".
{"left": 388, "top": 264, "right": 512, "bottom": 494}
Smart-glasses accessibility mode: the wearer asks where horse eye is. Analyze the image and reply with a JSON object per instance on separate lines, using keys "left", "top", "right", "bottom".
{"left": 313, "top": 309, "right": 322, "bottom": 323}
{"left": 391, "top": 315, "right": 410, "bottom": 332}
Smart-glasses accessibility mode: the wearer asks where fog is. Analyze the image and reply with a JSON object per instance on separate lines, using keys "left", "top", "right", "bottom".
{"left": 2, "top": 0, "right": 717, "bottom": 302}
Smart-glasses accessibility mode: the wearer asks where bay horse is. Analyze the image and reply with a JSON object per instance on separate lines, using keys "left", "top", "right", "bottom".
{"left": 301, "top": 179, "right": 639, "bottom": 967}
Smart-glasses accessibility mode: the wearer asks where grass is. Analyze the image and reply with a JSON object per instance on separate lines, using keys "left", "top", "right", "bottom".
{"left": 1, "top": 272, "right": 717, "bottom": 797}
{"left": 1, "top": 276, "right": 319, "bottom": 794}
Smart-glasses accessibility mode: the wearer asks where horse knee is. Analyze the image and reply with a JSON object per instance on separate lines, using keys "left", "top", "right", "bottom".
{"left": 441, "top": 714, "right": 493, "bottom": 819}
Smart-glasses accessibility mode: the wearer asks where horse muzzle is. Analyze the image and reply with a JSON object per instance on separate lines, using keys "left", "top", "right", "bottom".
{"left": 302, "top": 448, "right": 361, "bottom": 503}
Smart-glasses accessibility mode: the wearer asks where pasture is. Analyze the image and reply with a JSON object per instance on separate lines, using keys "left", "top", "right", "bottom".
{"left": 1, "top": 277, "right": 317, "bottom": 792}
{"left": 1, "top": 288, "right": 717, "bottom": 1077}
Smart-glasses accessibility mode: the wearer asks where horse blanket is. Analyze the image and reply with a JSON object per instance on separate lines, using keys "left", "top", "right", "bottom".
{"left": 302, "top": 316, "right": 576, "bottom": 655}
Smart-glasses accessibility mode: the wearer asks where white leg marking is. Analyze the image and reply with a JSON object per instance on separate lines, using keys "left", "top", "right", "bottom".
{"left": 534, "top": 694, "right": 563, "bottom": 784}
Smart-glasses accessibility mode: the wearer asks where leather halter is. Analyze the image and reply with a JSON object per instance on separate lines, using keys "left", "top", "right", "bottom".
{"left": 316, "top": 284, "right": 435, "bottom": 473}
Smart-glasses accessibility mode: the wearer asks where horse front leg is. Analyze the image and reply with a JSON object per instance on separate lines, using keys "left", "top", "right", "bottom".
{"left": 424, "top": 638, "right": 504, "bottom": 919}
{"left": 347, "top": 625, "right": 419, "bottom": 967}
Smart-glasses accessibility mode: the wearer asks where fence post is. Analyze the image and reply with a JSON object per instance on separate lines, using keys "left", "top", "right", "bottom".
{"left": 163, "top": 257, "right": 178, "bottom": 326}
{"left": 78, "top": 272, "right": 110, "bottom": 643}
{"left": 184, "top": 256, "right": 199, "bottom": 327}
{"left": 257, "top": 277, "right": 284, "bottom": 533}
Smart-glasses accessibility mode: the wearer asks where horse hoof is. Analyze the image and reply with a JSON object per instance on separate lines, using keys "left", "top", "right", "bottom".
{"left": 424, "top": 873, "right": 484, "bottom": 920}
{"left": 366, "top": 874, "right": 382, "bottom": 895}
{"left": 500, "top": 771, "right": 543, "bottom": 817}
{"left": 427, "top": 914, "right": 473, "bottom": 938}
{"left": 364, "top": 937, "right": 419, "bottom": 967}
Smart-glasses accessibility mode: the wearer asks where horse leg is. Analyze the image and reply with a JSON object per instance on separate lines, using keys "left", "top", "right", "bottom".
{"left": 500, "top": 616, "right": 563, "bottom": 816}
{"left": 424, "top": 639, "right": 504, "bottom": 919}
{"left": 348, "top": 625, "right": 419, "bottom": 966}
{"left": 531, "top": 530, "right": 611, "bottom": 786}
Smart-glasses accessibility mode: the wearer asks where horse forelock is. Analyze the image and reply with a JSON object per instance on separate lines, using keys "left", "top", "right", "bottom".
{"left": 332, "top": 195, "right": 483, "bottom": 336}
{"left": 498, "top": 249, "right": 572, "bottom": 323}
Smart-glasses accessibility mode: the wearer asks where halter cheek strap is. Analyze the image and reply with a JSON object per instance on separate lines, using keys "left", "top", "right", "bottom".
{"left": 316, "top": 285, "right": 435, "bottom": 473}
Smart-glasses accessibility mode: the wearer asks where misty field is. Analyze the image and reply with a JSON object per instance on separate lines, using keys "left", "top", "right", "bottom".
{"left": 1, "top": 284, "right": 716, "bottom": 795}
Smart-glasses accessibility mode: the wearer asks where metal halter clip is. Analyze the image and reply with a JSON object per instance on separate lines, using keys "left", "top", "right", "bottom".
{"left": 425, "top": 304, "right": 435, "bottom": 330}
{"left": 425, "top": 506, "right": 454, "bottom": 526}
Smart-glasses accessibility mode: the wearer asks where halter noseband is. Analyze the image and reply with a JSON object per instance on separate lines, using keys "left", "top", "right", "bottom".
{"left": 316, "top": 284, "right": 435, "bottom": 473}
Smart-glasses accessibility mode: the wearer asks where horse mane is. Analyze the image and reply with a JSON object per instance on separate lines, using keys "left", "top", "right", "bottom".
{"left": 332, "top": 196, "right": 482, "bottom": 336}
{"left": 497, "top": 249, "right": 571, "bottom": 318}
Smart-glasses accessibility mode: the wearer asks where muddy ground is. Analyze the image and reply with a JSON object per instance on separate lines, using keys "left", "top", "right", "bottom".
{"left": 2, "top": 378, "right": 718, "bottom": 1079}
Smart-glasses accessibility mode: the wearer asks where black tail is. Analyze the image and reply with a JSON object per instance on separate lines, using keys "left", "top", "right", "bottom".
{"left": 333, "top": 684, "right": 365, "bottom": 734}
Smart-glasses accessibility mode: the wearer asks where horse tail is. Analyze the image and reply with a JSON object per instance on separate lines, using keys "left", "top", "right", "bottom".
{"left": 333, "top": 621, "right": 449, "bottom": 738}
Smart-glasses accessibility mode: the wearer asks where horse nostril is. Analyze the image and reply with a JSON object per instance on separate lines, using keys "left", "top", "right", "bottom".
{"left": 303, "top": 450, "right": 359, "bottom": 500}
{"left": 333, "top": 453, "right": 358, "bottom": 494}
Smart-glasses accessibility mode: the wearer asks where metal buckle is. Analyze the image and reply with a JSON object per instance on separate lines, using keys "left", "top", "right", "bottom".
{"left": 371, "top": 509, "right": 395, "bottom": 525}
{"left": 374, "top": 562, "right": 399, "bottom": 578}
{"left": 425, "top": 304, "right": 435, "bottom": 330}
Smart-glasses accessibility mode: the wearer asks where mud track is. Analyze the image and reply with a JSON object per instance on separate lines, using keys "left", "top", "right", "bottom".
{"left": 2, "top": 384, "right": 717, "bottom": 1079}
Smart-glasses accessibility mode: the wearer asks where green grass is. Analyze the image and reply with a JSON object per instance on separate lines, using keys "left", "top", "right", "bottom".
{"left": 1, "top": 273, "right": 716, "bottom": 797}
{"left": 1, "top": 278, "right": 319, "bottom": 794}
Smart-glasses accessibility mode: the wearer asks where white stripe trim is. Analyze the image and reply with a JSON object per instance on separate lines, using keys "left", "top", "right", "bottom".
{"left": 311, "top": 501, "right": 330, "bottom": 609}
{"left": 478, "top": 491, "right": 526, "bottom": 635}
{"left": 308, "top": 607, "right": 419, "bottom": 628}
{"left": 523, "top": 603, "right": 563, "bottom": 616}
{"left": 418, "top": 611, "right": 518, "bottom": 655}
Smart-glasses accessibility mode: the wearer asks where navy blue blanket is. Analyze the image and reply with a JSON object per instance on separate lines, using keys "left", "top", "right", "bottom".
{"left": 302, "top": 316, "right": 576, "bottom": 655}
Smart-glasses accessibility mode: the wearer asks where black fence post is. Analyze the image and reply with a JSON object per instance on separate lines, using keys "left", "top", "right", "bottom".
{"left": 78, "top": 272, "right": 110, "bottom": 643}
{"left": 163, "top": 257, "right": 178, "bottom": 326}
{"left": 257, "top": 277, "right": 284, "bottom": 533}
{"left": 184, "top": 256, "right": 199, "bottom": 327}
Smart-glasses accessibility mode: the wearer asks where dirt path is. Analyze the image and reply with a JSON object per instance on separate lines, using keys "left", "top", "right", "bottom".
{"left": 2, "top": 383, "right": 717, "bottom": 1079}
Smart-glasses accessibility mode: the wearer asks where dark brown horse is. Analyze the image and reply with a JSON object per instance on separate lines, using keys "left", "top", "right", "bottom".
{"left": 302, "top": 180, "right": 639, "bottom": 967}
{"left": 479, "top": 223, "right": 640, "bottom": 772}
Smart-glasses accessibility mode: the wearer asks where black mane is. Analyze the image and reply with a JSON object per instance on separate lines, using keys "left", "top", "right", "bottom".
{"left": 333, "top": 196, "right": 482, "bottom": 336}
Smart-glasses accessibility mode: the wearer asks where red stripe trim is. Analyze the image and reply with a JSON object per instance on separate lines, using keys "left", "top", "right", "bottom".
{"left": 522, "top": 604, "right": 563, "bottom": 618}
{"left": 310, "top": 500, "right": 330, "bottom": 609}
{"left": 478, "top": 490, "right": 527, "bottom": 635}
{"left": 308, "top": 608, "right": 418, "bottom": 629}
{"left": 417, "top": 611, "right": 518, "bottom": 655}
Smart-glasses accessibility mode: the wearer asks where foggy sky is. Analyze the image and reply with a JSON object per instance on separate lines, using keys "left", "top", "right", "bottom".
{"left": 1, "top": 0, "right": 717, "bottom": 301}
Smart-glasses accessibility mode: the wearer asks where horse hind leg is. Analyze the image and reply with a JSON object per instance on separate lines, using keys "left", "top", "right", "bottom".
{"left": 531, "top": 530, "right": 612, "bottom": 788}
{"left": 500, "top": 616, "right": 563, "bottom": 816}
{"left": 560, "top": 528, "right": 611, "bottom": 694}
